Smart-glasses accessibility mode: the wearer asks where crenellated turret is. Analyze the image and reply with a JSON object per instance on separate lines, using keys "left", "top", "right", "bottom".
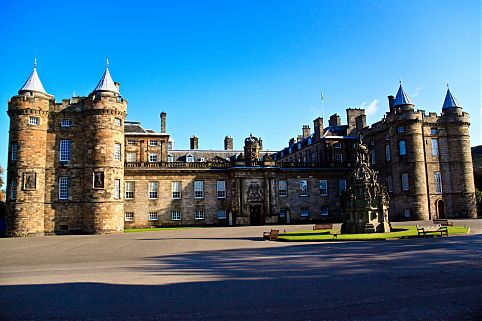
{"left": 6, "top": 59, "right": 53, "bottom": 236}
{"left": 82, "top": 60, "right": 128, "bottom": 233}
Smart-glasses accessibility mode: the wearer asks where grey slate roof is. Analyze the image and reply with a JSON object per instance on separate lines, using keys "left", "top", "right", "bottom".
{"left": 442, "top": 87, "right": 461, "bottom": 109}
{"left": 393, "top": 83, "right": 413, "bottom": 106}
{"left": 19, "top": 59, "right": 49, "bottom": 95}
{"left": 124, "top": 122, "right": 147, "bottom": 133}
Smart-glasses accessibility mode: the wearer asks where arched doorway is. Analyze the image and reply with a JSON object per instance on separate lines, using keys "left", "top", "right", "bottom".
{"left": 436, "top": 199, "right": 445, "bottom": 219}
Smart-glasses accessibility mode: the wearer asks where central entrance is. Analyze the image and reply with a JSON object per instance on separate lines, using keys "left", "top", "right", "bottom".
{"left": 249, "top": 205, "right": 262, "bottom": 225}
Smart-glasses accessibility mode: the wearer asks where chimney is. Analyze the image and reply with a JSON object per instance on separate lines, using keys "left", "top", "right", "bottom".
{"left": 329, "top": 114, "right": 341, "bottom": 127}
{"left": 313, "top": 117, "right": 324, "bottom": 139}
{"left": 302, "top": 125, "right": 310, "bottom": 138}
{"left": 355, "top": 114, "right": 366, "bottom": 131}
{"left": 224, "top": 136, "right": 233, "bottom": 150}
{"left": 387, "top": 95, "right": 395, "bottom": 112}
{"left": 160, "top": 112, "right": 166, "bottom": 133}
{"left": 297, "top": 135, "right": 303, "bottom": 142}
{"left": 190, "top": 135, "right": 199, "bottom": 150}
{"left": 289, "top": 138, "right": 295, "bottom": 146}
{"left": 346, "top": 108, "right": 365, "bottom": 135}
{"left": 259, "top": 137, "right": 263, "bottom": 150}
{"left": 114, "top": 82, "right": 120, "bottom": 91}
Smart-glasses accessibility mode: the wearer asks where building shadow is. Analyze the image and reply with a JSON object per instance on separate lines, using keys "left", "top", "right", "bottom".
{"left": 1, "top": 235, "right": 482, "bottom": 320}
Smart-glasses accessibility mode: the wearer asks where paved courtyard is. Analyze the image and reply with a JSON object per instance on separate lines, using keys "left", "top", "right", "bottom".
{"left": 1, "top": 220, "right": 482, "bottom": 320}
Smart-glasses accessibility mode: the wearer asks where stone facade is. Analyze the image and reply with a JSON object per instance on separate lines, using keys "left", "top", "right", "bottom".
{"left": 5, "top": 65, "right": 477, "bottom": 236}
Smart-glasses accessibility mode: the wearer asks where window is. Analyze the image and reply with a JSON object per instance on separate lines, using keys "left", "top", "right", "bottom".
{"left": 186, "top": 154, "right": 194, "bottom": 162}
{"left": 148, "top": 181, "right": 158, "bottom": 199}
{"left": 334, "top": 142, "right": 342, "bottom": 149}
{"left": 319, "top": 180, "right": 328, "bottom": 196}
{"left": 11, "top": 143, "right": 18, "bottom": 161}
{"left": 125, "top": 212, "right": 134, "bottom": 221}
{"left": 29, "top": 116, "right": 39, "bottom": 125}
{"left": 370, "top": 140, "right": 375, "bottom": 146}
{"left": 148, "top": 212, "right": 158, "bottom": 221}
{"left": 11, "top": 180, "right": 16, "bottom": 200}
{"left": 60, "top": 140, "right": 71, "bottom": 162}
{"left": 311, "top": 152, "right": 316, "bottom": 162}
{"left": 300, "top": 208, "right": 309, "bottom": 217}
{"left": 149, "top": 140, "right": 158, "bottom": 146}
{"left": 114, "top": 179, "right": 120, "bottom": 199}
{"left": 167, "top": 154, "right": 173, "bottom": 162}
{"left": 299, "top": 179, "right": 308, "bottom": 196}
{"left": 171, "top": 211, "right": 181, "bottom": 221}
{"left": 401, "top": 173, "right": 409, "bottom": 191}
{"left": 387, "top": 175, "right": 394, "bottom": 193}
{"left": 127, "top": 152, "right": 136, "bottom": 163}
{"left": 385, "top": 144, "right": 391, "bottom": 161}
{"left": 335, "top": 154, "right": 343, "bottom": 163}
{"left": 149, "top": 153, "right": 158, "bottom": 162}
{"left": 61, "top": 119, "right": 71, "bottom": 127}
{"left": 172, "top": 181, "right": 181, "bottom": 199}
{"left": 115, "top": 118, "right": 121, "bottom": 126}
{"left": 404, "top": 209, "right": 411, "bottom": 218}
{"left": 397, "top": 126, "right": 405, "bottom": 133}
{"left": 194, "top": 180, "right": 204, "bottom": 198}
{"left": 431, "top": 128, "right": 438, "bottom": 135}
{"left": 59, "top": 176, "right": 70, "bottom": 200}
{"left": 399, "top": 140, "right": 406, "bottom": 156}
{"left": 217, "top": 210, "right": 227, "bottom": 219}
{"left": 279, "top": 208, "right": 286, "bottom": 217}
{"left": 125, "top": 181, "right": 135, "bottom": 199}
{"left": 431, "top": 138, "right": 439, "bottom": 157}
{"left": 371, "top": 149, "right": 376, "bottom": 165}
{"left": 278, "top": 180, "right": 288, "bottom": 197}
{"left": 321, "top": 207, "right": 329, "bottom": 216}
{"left": 114, "top": 143, "right": 121, "bottom": 161}
{"left": 435, "top": 172, "right": 442, "bottom": 194}
{"left": 127, "top": 139, "right": 136, "bottom": 146}
{"left": 216, "top": 181, "right": 226, "bottom": 198}
{"left": 339, "top": 179, "right": 346, "bottom": 194}
{"left": 308, "top": 137, "right": 312, "bottom": 145}
{"left": 195, "top": 210, "right": 204, "bottom": 220}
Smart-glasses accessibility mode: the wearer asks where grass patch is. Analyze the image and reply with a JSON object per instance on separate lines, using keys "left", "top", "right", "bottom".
{"left": 278, "top": 226, "right": 469, "bottom": 242}
{"left": 124, "top": 226, "right": 201, "bottom": 233}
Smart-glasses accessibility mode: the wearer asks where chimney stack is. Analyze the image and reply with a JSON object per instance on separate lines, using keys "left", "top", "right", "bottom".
{"left": 160, "top": 112, "right": 166, "bottom": 133}
{"left": 224, "top": 136, "right": 233, "bottom": 150}
{"left": 190, "top": 135, "right": 199, "bottom": 150}
{"left": 329, "top": 114, "right": 341, "bottom": 127}
{"left": 259, "top": 137, "right": 263, "bottom": 150}
{"left": 313, "top": 117, "right": 324, "bottom": 140}
{"left": 302, "top": 125, "right": 311, "bottom": 138}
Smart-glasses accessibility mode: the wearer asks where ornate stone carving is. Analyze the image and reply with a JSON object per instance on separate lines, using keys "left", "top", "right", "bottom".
{"left": 247, "top": 180, "right": 263, "bottom": 202}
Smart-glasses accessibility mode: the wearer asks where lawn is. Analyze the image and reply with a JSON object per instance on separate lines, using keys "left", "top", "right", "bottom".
{"left": 124, "top": 226, "right": 201, "bottom": 233}
{"left": 278, "top": 226, "right": 469, "bottom": 242}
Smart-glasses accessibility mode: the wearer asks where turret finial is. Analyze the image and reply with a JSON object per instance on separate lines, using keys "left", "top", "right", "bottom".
{"left": 399, "top": 78, "right": 402, "bottom": 85}
{"left": 446, "top": 81, "right": 449, "bottom": 88}
{"left": 106, "top": 58, "right": 109, "bottom": 68}
{"left": 34, "top": 57, "right": 37, "bottom": 68}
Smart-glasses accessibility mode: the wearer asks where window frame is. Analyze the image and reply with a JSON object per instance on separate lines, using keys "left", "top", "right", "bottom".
{"left": 61, "top": 119, "right": 72, "bottom": 128}
{"left": 387, "top": 175, "right": 394, "bottom": 193}
{"left": 29, "top": 116, "right": 39, "bottom": 126}
{"left": 399, "top": 140, "right": 407, "bottom": 156}
{"left": 435, "top": 171, "right": 442, "bottom": 194}
{"left": 278, "top": 180, "right": 288, "bottom": 197}
{"left": 125, "top": 181, "right": 135, "bottom": 199}
{"left": 148, "top": 211, "right": 158, "bottom": 221}
{"left": 216, "top": 180, "right": 226, "bottom": 199}
{"left": 149, "top": 152, "right": 158, "bottom": 163}
{"left": 149, "top": 140, "right": 158, "bottom": 146}
{"left": 319, "top": 179, "right": 328, "bottom": 196}
{"left": 59, "top": 139, "right": 71, "bottom": 162}
{"left": 338, "top": 179, "right": 347, "bottom": 195}
{"left": 11, "top": 143, "right": 18, "bottom": 161}
{"left": 299, "top": 179, "right": 308, "bottom": 196}
{"left": 11, "top": 180, "right": 17, "bottom": 201}
{"left": 171, "top": 210, "right": 181, "bottom": 221}
{"left": 172, "top": 181, "right": 181, "bottom": 199}
{"left": 125, "top": 212, "right": 134, "bottom": 222}
{"left": 115, "top": 118, "right": 122, "bottom": 127}
{"left": 385, "top": 144, "right": 391, "bottom": 162}
{"left": 114, "top": 143, "right": 122, "bottom": 161}
{"left": 431, "top": 138, "right": 439, "bottom": 157}
{"left": 217, "top": 210, "right": 227, "bottom": 219}
{"left": 401, "top": 173, "right": 409, "bottom": 191}
{"left": 195, "top": 210, "right": 204, "bottom": 220}
{"left": 321, "top": 207, "right": 329, "bottom": 216}
{"left": 300, "top": 208, "right": 309, "bottom": 217}
{"left": 59, "top": 176, "right": 70, "bottom": 200}
{"left": 194, "top": 180, "right": 204, "bottom": 199}
{"left": 148, "top": 181, "right": 158, "bottom": 199}
{"left": 114, "top": 179, "right": 121, "bottom": 199}
{"left": 126, "top": 152, "right": 137, "bottom": 163}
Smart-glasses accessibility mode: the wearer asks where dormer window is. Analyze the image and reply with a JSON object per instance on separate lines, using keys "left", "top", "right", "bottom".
{"left": 61, "top": 119, "right": 72, "bottom": 128}
{"left": 186, "top": 154, "right": 194, "bottom": 162}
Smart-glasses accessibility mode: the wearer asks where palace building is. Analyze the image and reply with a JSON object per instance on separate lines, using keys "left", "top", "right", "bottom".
{"left": 5, "top": 62, "right": 477, "bottom": 236}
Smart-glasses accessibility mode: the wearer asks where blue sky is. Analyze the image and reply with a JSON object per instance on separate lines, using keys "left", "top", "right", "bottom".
{"left": 0, "top": 0, "right": 480, "bottom": 172}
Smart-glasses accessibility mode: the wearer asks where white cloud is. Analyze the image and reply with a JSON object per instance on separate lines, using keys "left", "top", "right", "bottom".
{"left": 413, "top": 87, "right": 422, "bottom": 97}
{"left": 359, "top": 99, "right": 379, "bottom": 115}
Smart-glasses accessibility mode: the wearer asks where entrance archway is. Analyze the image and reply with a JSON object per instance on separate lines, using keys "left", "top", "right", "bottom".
{"left": 249, "top": 205, "right": 262, "bottom": 225}
{"left": 436, "top": 199, "right": 445, "bottom": 219}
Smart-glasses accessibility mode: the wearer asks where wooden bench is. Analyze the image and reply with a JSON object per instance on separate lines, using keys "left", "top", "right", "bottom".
{"left": 433, "top": 219, "right": 453, "bottom": 226}
{"left": 263, "top": 229, "right": 279, "bottom": 241}
{"left": 416, "top": 224, "right": 448, "bottom": 237}
{"left": 330, "top": 223, "right": 343, "bottom": 239}
{"left": 313, "top": 224, "right": 332, "bottom": 230}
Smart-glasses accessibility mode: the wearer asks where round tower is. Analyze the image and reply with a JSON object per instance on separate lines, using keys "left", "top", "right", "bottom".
{"left": 82, "top": 60, "right": 127, "bottom": 233}
{"left": 390, "top": 83, "right": 428, "bottom": 220}
{"left": 440, "top": 87, "right": 477, "bottom": 218}
{"left": 6, "top": 60, "right": 53, "bottom": 236}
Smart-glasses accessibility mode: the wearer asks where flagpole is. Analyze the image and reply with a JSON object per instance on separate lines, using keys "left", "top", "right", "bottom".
{"left": 321, "top": 92, "right": 325, "bottom": 120}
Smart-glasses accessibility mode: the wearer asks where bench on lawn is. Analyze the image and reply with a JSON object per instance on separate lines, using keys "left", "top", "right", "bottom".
{"left": 330, "top": 223, "right": 343, "bottom": 239}
{"left": 432, "top": 219, "right": 453, "bottom": 226}
{"left": 416, "top": 224, "right": 448, "bottom": 237}
{"left": 313, "top": 224, "right": 333, "bottom": 230}
{"left": 263, "top": 229, "right": 279, "bottom": 241}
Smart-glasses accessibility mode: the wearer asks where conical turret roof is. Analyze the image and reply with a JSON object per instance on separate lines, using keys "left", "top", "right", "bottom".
{"left": 393, "top": 82, "right": 413, "bottom": 106}
{"left": 93, "top": 59, "right": 120, "bottom": 94}
{"left": 18, "top": 59, "right": 48, "bottom": 95}
{"left": 442, "top": 86, "right": 460, "bottom": 109}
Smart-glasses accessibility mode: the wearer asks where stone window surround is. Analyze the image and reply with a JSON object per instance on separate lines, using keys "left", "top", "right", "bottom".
{"left": 125, "top": 181, "right": 135, "bottom": 199}
{"left": 300, "top": 208, "right": 309, "bottom": 217}
{"left": 126, "top": 152, "right": 137, "bottom": 163}
{"left": 216, "top": 181, "right": 226, "bottom": 199}
{"left": 338, "top": 179, "right": 347, "bottom": 195}
{"left": 321, "top": 206, "right": 329, "bottom": 216}
{"left": 319, "top": 179, "right": 328, "bottom": 196}
{"left": 11, "top": 180, "right": 17, "bottom": 201}
{"left": 148, "top": 211, "right": 158, "bottom": 221}
{"left": 431, "top": 138, "right": 439, "bottom": 157}
{"left": 127, "top": 139, "right": 136, "bottom": 146}
{"left": 115, "top": 118, "right": 122, "bottom": 126}
{"left": 114, "top": 179, "right": 121, "bottom": 199}
{"left": 278, "top": 180, "right": 288, "bottom": 197}
{"left": 435, "top": 171, "right": 442, "bottom": 194}
{"left": 387, "top": 175, "right": 394, "bottom": 193}
{"left": 125, "top": 212, "right": 134, "bottom": 221}
{"left": 299, "top": 179, "right": 308, "bottom": 196}
{"left": 148, "top": 181, "right": 158, "bottom": 199}
{"left": 171, "top": 211, "right": 181, "bottom": 221}
{"left": 61, "top": 119, "right": 72, "bottom": 128}
{"left": 149, "top": 140, "right": 158, "bottom": 146}
{"left": 11, "top": 143, "right": 18, "bottom": 161}
{"left": 114, "top": 143, "right": 122, "bottom": 161}
{"left": 28, "top": 116, "right": 39, "bottom": 126}
{"left": 399, "top": 140, "right": 407, "bottom": 156}
{"left": 172, "top": 181, "right": 181, "bottom": 199}
{"left": 217, "top": 210, "right": 227, "bottom": 219}
{"left": 149, "top": 152, "right": 158, "bottom": 163}
{"left": 59, "top": 139, "right": 71, "bottom": 162}
{"left": 385, "top": 144, "right": 391, "bottom": 162}
{"left": 401, "top": 173, "right": 409, "bottom": 191}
